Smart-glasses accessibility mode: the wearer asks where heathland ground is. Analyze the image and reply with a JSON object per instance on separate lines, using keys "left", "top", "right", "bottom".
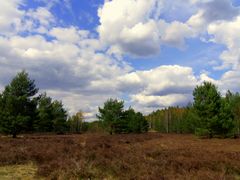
{"left": 0, "top": 133, "right": 240, "bottom": 179}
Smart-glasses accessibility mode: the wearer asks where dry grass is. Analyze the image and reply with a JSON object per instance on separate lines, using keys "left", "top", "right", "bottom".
{"left": 0, "top": 163, "right": 39, "bottom": 180}
{"left": 0, "top": 133, "right": 240, "bottom": 179}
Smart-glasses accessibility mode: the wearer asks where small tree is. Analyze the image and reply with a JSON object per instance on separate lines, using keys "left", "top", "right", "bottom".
{"left": 233, "top": 94, "right": 240, "bottom": 136}
{"left": 34, "top": 93, "right": 54, "bottom": 132}
{"left": 97, "top": 99, "right": 149, "bottom": 134}
{"left": 218, "top": 91, "right": 235, "bottom": 137}
{"left": 97, "top": 98, "right": 124, "bottom": 134}
{"left": 0, "top": 71, "right": 38, "bottom": 138}
{"left": 225, "top": 91, "right": 240, "bottom": 136}
{"left": 68, "top": 110, "right": 84, "bottom": 133}
{"left": 52, "top": 100, "right": 68, "bottom": 134}
{"left": 193, "top": 81, "right": 222, "bottom": 137}
{"left": 125, "top": 108, "right": 148, "bottom": 133}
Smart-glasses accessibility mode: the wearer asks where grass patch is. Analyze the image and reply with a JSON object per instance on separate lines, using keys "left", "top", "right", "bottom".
{"left": 0, "top": 163, "right": 40, "bottom": 180}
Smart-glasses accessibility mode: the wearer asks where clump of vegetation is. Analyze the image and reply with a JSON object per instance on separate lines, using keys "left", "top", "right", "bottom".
{"left": 97, "top": 98, "right": 148, "bottom": 134}
{"left": 0, "top": 71, "right": 68, "bottom": 137}
{"left": 146, "top": 82, "right": 240, "bottom": 138}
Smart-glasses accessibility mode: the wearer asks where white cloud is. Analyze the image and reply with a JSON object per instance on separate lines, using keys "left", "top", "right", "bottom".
{"left": 218, "top": 70, "right": 240, "bottom": 94}
{"left": 114, "top": 65, "right": 198, "bottom": 113}
{"left": 207, "top": 16, "right": 240, "bottom": 69}
{"left": 49, "top": 27, "right": 89, "bottom": 43}
{"left": 98, "top": 0, "right": 195, "bottom": 56}
{"left": 158, "top": 20, "right": 194, "bottom": 49}
{"left": 131, "top": 94, "right": 192, "bottom": 109}
{"left": 0, "top": 1, "right": 24, "bottom": 35}
{"left": 188, "top": 0, "right": 239, "bottom": 33}
{"left": 46, "top": 89, "right": 119, "bottom": 120}
{"left": 1, "top": 0, "right": 240, "bottom": 119}
{"left": 27, "top": 7, "right": 55, "bottom": 27}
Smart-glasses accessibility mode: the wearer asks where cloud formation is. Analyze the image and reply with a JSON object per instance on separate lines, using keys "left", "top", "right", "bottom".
{"left": 98, "top": 0, "right": 196, "bottom": 56}
{"left": 0, "top": 0, "right": 240, "bottom": 119}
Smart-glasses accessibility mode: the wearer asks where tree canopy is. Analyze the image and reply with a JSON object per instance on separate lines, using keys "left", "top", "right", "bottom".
{"left": 0, "top": 71, "right": 68, "bottom": 137}
{"left": 97, "top": 99, "right": 148, "bottom": 134}
{"left": 1, "top": 71, "right": 239, "bottom": 138}
{"left": 0, "top": 71, "right": 39, "bottom": 137}
{"left": 146, "top": 81, "right": 240, "bottom": 138}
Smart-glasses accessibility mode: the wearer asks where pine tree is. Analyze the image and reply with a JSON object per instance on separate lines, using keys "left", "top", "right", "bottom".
{"left": 0, "top": 71, "right": 38, "bottom": 138}
{"left": 193, "top": 81, "right": 221, "bottom": 137}
{"left": 97, "top": 98, "right": 124, "bottom": 134}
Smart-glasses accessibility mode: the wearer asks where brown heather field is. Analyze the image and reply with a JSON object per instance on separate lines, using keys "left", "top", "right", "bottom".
{"left": 0, "top": 133, "right": 240, "bottom": 180}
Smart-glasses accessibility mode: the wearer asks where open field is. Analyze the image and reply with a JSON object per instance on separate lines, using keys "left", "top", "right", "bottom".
{"left": 0, "top": 133, "right": 240, "bottom": 179}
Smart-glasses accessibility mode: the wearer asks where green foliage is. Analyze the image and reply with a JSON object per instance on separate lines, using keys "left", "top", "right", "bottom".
{"left": 33, "top": 93, "right": 68, "bottom": 134}
{"left": 193, "top": 82, "right": 236, "bottom": 137}
{"left": 84, "top": 121, "right": 105, "bottom": 133}
{"left": 195, "top": 128, "right": 211, "bottom": 138}
{"left": 146, "top": 82, "right": 240, "bottom": 138}
{"left": 145, "top": 107, "right": 190, "bottom": 133}
{"left": 125, "top": 108, "right": 148, "bottom": 133}
{"left": 0, "top": 71, "right": 69, "bottom": 136}
{"left": 1, "top": 70, "right": 239, "bottom": 139}
{"left": 51, "top": 100, "right": 68, "bottom": 134}
{"left": 34, "top": 93, "right": 54, "bottom": 132}
{"left": 193, "top": 82, "right": 221, "bottom": 135}
{"left": 221, "top": 91, "right": 240, "bottom": 137}
{"left": 218, "top": 91, "right": 235, "bottom": 136}
{"left": 181, "top": 106, "right": 199, "bottom": 133}
{"left": 97, "top": 98, "right": 125, "bottom": 134}
{"left": 0, "top": 71, "right": 38, "bottom": 137}
{"left": 97, "top": 99, "right": 148, "bottom": 134}
{"left": 68, "top": 111, "right": 84, "bottom": 133}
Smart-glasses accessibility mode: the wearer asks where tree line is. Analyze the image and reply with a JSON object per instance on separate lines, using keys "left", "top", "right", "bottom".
{"left": 146, "top": 82, "right": 240, "bottom": 137}
{"left": 1, "top": 71, "right": 240, "bottom": 138}
{"left": 0, "top": 71, "right": 148, "bottom": 137}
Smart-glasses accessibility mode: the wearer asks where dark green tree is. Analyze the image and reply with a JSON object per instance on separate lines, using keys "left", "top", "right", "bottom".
{"left": 52, "top": 100, "right": 68, "bottom": 134}
{"left": 125, "top": 108, "right": 148, "bottom": 133}
{"left": 218, "top": 91, "right": 235, "bottom": 137}
{"left": 232, "top": 93, "right": 240, "bottom": 136}
{"left": 34, "top": 93, "right": 54, "bottom": 132}
{"left": 97, "top": 98, "right": 124, "bottom": 134}
{"left": 181, "top": 105, "right": 199, "bottom": 133}
{"left": 0, "top": 71, "right": 38, "bottom": 137}
{"left": 193, "top": 81, "right": 222, "bottom": 137}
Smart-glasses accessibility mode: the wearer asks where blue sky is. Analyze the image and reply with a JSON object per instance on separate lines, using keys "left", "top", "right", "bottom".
{"left": 0, "top": 0, "right": 240, "bottom": 120}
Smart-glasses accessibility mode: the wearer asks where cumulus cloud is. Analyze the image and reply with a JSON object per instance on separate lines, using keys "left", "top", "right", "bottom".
{"left": 186, "top": 0, "right": 240, "bottom": 87}
{"left": 98, "top": 0, "right": 240, "bottom": 58}
{"left": 188, "top": 0, "right": 239, "bottom": 32}
{"left": 114, "top": 65, "right": 198, "bottom": 113}
{"left": 1, "top": 0, "right": 240, "bottom": 119}
{"left": 207, "top": 16, "right": 240, "bottom": 69}
{"left": 0, "top": 1, "right": 24, "bottom": 35}
{"left": 218, "top": 70, "right": 240, "bottom": 94}
{"left": 0, "top": 1, "right": 131, "bottom": 118}
{"left": 49, "top": 27, "right": 89, "bottom": 43}
{"left": 131, "top": 94, "right": 192, "bottom": 109}
{"left": 98, "top": 0, "right": 195, "bottom": 56}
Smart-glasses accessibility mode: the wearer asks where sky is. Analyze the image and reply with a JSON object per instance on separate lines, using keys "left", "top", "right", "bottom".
{"left": 0, "top": 0, "right": 240, "bottom": 120}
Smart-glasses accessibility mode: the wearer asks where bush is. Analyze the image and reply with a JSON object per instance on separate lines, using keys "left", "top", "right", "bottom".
{"left": 195, "top": 128, "right": 211, "bottom": 138}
